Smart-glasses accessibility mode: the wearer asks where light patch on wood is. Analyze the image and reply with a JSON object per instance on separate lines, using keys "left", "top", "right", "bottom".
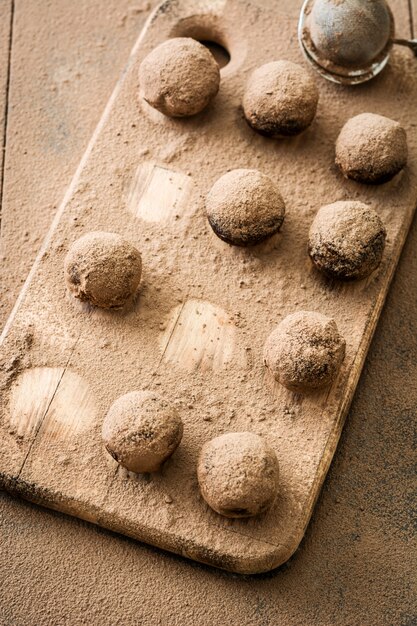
{"left": 39, "top": 370, "right": 97, "bottom": 442}
{"left": 192, "top": 0, "right": 227, "bottom": 11}
{"left": 160, "top": 299, "right": 244, "bottom": 371}
{"left": 127, "top": 162, "right": 193, "bottom": 223}
{"left": 9, "top": 367, "right": 97, "bottom": 441}
{"left": 9, "top": 367, "right": 64, "bottom": 438}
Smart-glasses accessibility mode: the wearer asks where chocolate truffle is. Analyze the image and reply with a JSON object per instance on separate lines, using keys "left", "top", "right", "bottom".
{"left": 102, "top": 391, "right": 183, "bottom": 473}
{"left": 308, "top": 201, "right": 386, "bottom": 280}
{"left": 335, "top": 113, "right": 407, "bottom": 184}
{"left": 206, "top": 169, "right": 285, "bottom": 246}
{"left": 139, "top": 37, "right": 220, "bottom": 117}
{"left": 242, "top": 60, "right": 319, "bottom": 137}
{"left": 197, "top": 432, "right": 279, "bottom": 518}
{"left": 264, "top": 311, "right": 346, "bottom": 392}
{"left": 64, "top": 231, "right": 142, "bottom": 309}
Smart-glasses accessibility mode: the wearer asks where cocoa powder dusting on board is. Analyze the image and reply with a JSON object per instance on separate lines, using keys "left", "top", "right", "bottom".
{"left": 0, "top": 0, "right": 416, "bottom": 619}
{"left": 0, "top": 0, "right": 416, "bottom": 574}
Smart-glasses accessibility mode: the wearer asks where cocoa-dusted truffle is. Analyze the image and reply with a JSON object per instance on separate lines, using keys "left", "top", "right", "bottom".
{"left": 197, "top": 432, "right": 279, "bottom": 518}
{"left": 102, "top": 391, "right": 183, "bottom": 473}
{"left": 335, "top": 113, "right": 407, "bottom": 184}
{"left": 206, "top": 169, "right": 285, "bottom": 246}
{"left": 64, "top": 232, "right": 142, "bottom": 309}
{"left": 308, "top": 201, "right": 386, "bottom": 280}
{"left": 242, "top": 61, "right": 319, "bottom": 137}
{"left": 139, "top": 37, "right": 220, "bottom": 117}
{"left": 264, "top": 311, "right": 346, "bottom": 392}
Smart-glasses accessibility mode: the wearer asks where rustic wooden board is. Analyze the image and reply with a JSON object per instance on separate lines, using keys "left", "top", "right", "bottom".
{"left": 1, "top": 0, "right": 416, "bottom": 574}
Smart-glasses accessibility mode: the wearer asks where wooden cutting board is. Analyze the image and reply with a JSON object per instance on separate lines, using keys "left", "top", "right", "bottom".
{"left": 1, "top": 0, "right": 416, "bottom": 574}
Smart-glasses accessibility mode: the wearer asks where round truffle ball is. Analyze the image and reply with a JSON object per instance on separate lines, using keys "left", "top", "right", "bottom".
{"left": 197, "top": 432, "right": 279, "bottom": 518}
{"left": 102, "top": 391, "right": 183, "bottom": 473}
{"left": 309, "top": 0, "right": 392, "bottom": 69}
{"left": 264, "top": 311, "right": 346, "bottom": 392}
{"left": 242, "top": 61, "right": 319, "bottom": 137}
{"left": 139, "top": 37, "right": 220, "bottom": 117}
{"left": 308, "top": 201, "right": 386, "bottom": 280}
{"left": 335, "top": 113, "right": 407, "bottom": 184}
{"left": 206, "top": 169, "right": 285, "bottom": 246}
{"left": 64, "top": 232, "right": 142, "bottom": 309}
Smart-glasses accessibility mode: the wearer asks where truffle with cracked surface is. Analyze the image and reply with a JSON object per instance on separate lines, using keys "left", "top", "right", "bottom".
{"left": 139, "top": 37, "right": 220, "bottom": 117}
{"left": 197, "top": 432, "right": 279, "bottom": 518}
{"left": 64, "top": 231, "right": 142, "bottom": 309}
{"left": 102, "top": 391, "right": 183, "bottom": 473}
{"left": 308, "top": 201, "right": 386, "bottom": 280}
{"left": 264, "top": 311, "right": 346, "bottom": 392}
{"left": 242, "top": 60, "right": 319, "bottom": 137}
{"left": 206, "top": 168, "right": 285, "bottom": 246}
{"left": 335, "top": 113, "right": 407, "bottom": 184}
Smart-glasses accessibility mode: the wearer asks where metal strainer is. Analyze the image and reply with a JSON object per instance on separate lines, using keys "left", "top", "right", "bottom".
{"left": 299, "top": 0, "right": 417, "bottom": 85}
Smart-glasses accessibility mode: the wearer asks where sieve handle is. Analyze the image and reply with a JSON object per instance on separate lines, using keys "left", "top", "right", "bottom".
{"left": 392, "top": 38, "right": 417, "bottom": 56}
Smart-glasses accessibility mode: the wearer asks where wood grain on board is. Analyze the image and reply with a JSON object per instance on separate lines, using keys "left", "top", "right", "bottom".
{"left": 0, "top": 0, "right": 416, "bottom": 574}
